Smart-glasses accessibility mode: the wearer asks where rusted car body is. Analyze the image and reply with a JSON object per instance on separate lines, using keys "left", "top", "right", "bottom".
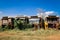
{"left": 46, "top": 15, "right": 59, "bottom": 29}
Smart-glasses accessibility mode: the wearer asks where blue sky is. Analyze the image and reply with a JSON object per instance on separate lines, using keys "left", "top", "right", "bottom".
{"left": 0, "top": 0, "right": 60, "bottom": 17}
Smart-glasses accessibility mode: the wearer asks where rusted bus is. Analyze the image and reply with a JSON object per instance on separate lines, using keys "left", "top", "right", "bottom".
{"left": 29, "top": 16, "right": 39, "bottom": 30}
{"left": 46, "top": 15, "right": 59, "bottom": 29}
{"left": 29, "top": 16, "right": 45, "bottom": 30}
{"left": 1, "top": 16, "right": 15, "bottom": 29}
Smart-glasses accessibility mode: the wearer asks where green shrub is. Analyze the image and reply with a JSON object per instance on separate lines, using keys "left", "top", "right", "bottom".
{"left": 14, "top": 19, "right": 33, "bottom": 30}
{"left": 14, "top": 20, "right": 24, "bottom": 30}
{"left": 23, "top": 23, "right": 33, "bottom": 29}
{"left": 14, "top": 20, "right": 18, "bottom": 28}
{"left": 0, "top": 25, "right": 9, "bottom": 31}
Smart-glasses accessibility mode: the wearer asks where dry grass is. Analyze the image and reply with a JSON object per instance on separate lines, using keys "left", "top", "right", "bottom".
{"left": 0, "top": 29, "right": 60, "bottom": 40}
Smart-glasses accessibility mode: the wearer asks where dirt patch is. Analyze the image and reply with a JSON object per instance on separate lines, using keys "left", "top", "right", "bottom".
{"left": 0, "top": 31, "right": 60, "bottom": 40}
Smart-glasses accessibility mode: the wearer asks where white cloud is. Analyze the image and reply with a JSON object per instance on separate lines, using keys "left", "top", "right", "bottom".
{"left": 37, "top": 11, "right": 55, "bottom": 17}
{"left": 37, "top": 8, "right": 55, "bottom": 17}
{"left": 44, "top": 11, "right": 55, "bottom": 17}
{"left": 45, "top": 11, "right": 54, "bottom": 15}
{"left": 37, "top": 9, "right": 56, "bottom": 19}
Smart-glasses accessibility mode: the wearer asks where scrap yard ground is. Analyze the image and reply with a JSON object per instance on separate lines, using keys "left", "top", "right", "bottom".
{"left": 0, "top": 29, "right": 60, "bottom": 40}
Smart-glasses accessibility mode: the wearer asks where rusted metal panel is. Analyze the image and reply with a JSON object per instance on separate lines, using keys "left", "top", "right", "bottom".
{"left": 0, "top": 20, "right": 2, "bottom": 26}
{"left": 2, "top": 20, "right": 8, "bottom": 25}
{"left": 2, "top": 16, "right": 8, "bottom": 25}
{"left": 8, "top": 18, "right": 12, "bottom": 22}
{"left": 2, "top": 16, "right": 8, "bottom": 20}
{"left": 30, "top": 16, "right": 38, "bottom": 18}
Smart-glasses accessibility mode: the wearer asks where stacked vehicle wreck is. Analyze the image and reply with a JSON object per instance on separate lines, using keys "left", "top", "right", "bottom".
{"left": 0, "top": 15, "right": 60, "bottom": 30}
